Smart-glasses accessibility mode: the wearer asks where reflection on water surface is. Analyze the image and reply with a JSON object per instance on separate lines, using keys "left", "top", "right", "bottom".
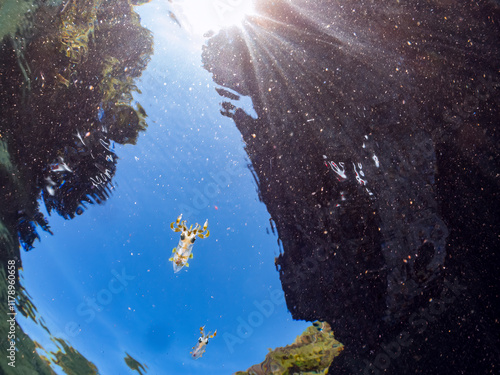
{"left": 1, "top": 0, "right": 499, "bottom": 374}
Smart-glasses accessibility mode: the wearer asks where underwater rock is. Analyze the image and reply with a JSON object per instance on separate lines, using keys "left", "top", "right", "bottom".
{"left": 234, "top": 322, "right": 343, "bottom": 375}
{"left": 0, "top": 0, "right": 153, "bottom": 373}
{"left": 202, "top": 0, "right": 500, "bottom": 373}
{"left": 0, "top": 0, "right": 153, "bottom": 253}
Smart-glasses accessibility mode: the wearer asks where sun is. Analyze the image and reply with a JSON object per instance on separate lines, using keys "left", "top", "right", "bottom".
{"left": 170, "top": 0, "right": 256, "bottom": 36}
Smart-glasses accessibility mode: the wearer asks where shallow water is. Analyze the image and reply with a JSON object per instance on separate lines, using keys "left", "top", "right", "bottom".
{"left": 1, "top": 0, "right": 499, "bottom": 374}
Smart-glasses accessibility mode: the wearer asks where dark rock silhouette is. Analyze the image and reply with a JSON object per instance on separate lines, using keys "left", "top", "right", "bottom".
{"left": 202, "top": 0, "right": 500, "bottom": 373}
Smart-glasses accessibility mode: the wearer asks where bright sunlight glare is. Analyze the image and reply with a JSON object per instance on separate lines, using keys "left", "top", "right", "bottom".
{"left": 170, "top": 0, "right": 256, "bottom": 36}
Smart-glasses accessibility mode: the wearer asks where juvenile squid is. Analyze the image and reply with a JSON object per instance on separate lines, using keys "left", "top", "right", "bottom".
{"left": 169, "top": 214, "right": 209, "bottom": 273}
{"left": 191, "top": 326, "right": 217, "bottom": 359}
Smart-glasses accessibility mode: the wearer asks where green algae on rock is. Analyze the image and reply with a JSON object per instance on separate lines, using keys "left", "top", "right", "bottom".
{"left": 0, "top": 0, "right": 153, "bottom": 254}
{"left": 0, "top": 266, "right": 100, "bottom": 375}
{"left": 0, "top": 0, "right": 153, "bottom": 373}
{"left": 124, "top": 352, "right": 149, "bottom": 375}
{"left": 234, "top": 322, "right": 343, "bottom": 375}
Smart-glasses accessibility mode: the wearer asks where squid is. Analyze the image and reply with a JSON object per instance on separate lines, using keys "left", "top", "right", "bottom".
{"left": 191, "top": 326, "right": 217, "bottom": 359}
{"left": 169, "top": 214, "right": 209, "bottom": 273}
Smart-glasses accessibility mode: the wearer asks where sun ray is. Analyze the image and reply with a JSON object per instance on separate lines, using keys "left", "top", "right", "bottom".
{"left": 170, "top": 0, "right": 256, "bottom": 37}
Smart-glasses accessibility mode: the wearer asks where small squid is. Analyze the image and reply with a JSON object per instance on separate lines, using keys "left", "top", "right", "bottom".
{"left": 191, "top": 326, "right": 217, "bottom": 360}
{"left": 169, "top": 214, "right": 209, "bottom": 273}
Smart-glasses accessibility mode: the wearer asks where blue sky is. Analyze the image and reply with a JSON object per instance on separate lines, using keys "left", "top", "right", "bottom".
{"left": 17, "top": 2, "right": 310, "bottom": 374}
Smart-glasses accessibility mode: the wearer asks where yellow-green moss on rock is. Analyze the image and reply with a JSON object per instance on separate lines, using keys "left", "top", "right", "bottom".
{"left": 235, "top": 322, "right": 343, "bottom": 375}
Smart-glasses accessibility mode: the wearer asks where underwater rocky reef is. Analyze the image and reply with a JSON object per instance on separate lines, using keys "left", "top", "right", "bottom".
{"left": 202, "top": 0, "right": 500, "bottom": 373}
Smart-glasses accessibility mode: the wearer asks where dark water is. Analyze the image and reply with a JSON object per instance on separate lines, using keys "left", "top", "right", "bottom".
{"left": 1, "top": 0, "right": 499, "bottom": 374}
